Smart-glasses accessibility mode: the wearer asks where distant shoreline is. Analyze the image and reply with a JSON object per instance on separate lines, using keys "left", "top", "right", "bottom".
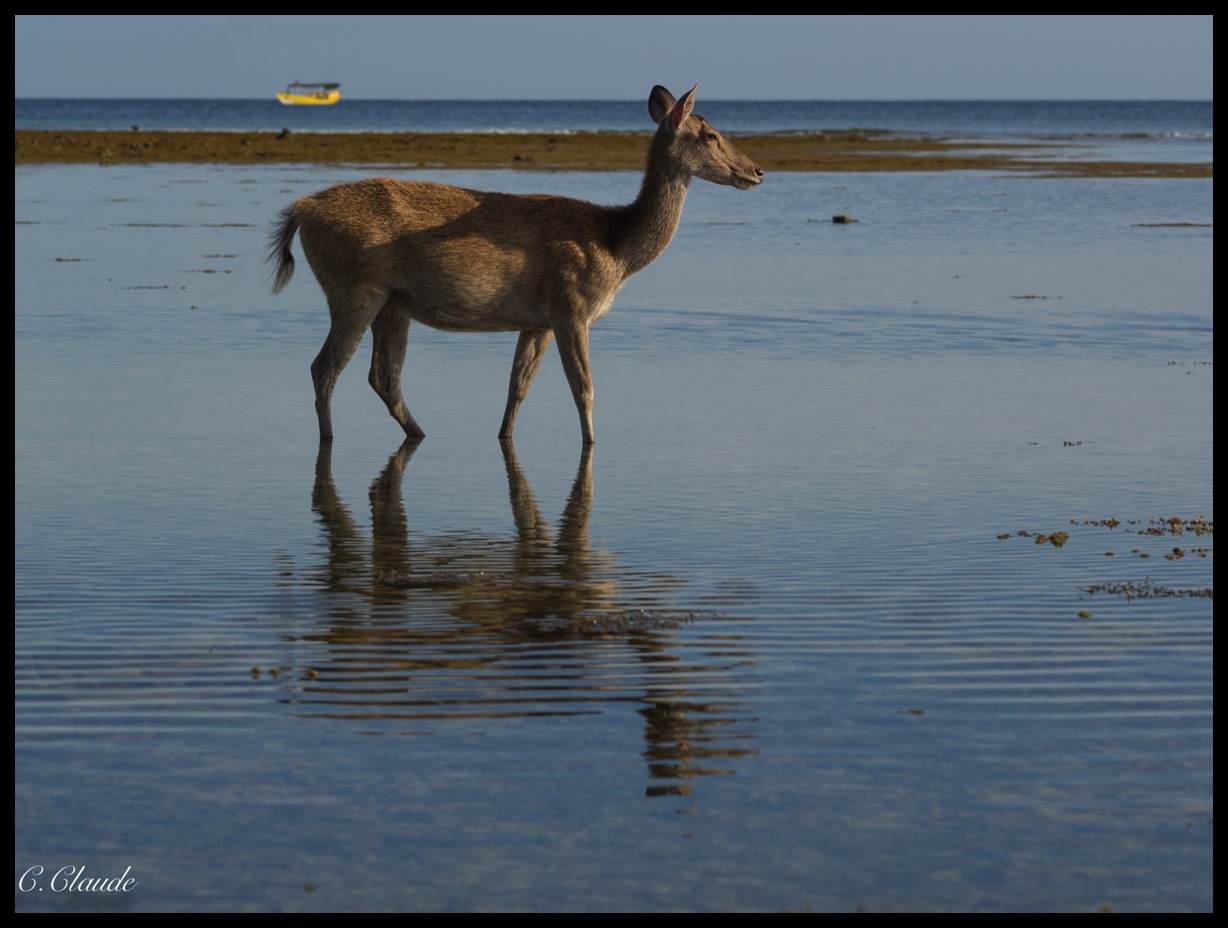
{"left": 14, "top": 129, "right": 1212, "bottom": 178}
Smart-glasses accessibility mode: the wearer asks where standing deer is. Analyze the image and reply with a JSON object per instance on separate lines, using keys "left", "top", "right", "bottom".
{"left": 268, "top": 84, "right": 763, "bottom": 443}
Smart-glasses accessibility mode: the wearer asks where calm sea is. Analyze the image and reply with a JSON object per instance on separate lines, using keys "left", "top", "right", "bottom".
{"left": 15, "top": 97, "right": 1213, "bottom": 912}
{"left": 14, "top": 96, "right": 1214, "bottom": 162}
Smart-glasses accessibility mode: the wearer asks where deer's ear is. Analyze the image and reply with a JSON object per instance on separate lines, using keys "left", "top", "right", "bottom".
{"left": 668, "top": 84, "right": 698, "bottom": 130}
{"left": 648, "top": 85, "right": 676, "bottom": 125}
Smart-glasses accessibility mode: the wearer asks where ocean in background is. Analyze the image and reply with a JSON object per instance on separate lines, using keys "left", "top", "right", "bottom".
{"left": 15, "top": 96, "right": 1213, "bottom": 912}
{"left": 15, "top": 97, "right": 1214, "bottom": 164}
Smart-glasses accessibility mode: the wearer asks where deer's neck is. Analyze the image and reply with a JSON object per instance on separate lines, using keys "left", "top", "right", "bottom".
{"left": 613, "top": 134, "right": 692, "bottom": 277}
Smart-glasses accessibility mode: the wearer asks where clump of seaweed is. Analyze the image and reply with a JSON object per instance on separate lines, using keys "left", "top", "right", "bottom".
{"left": 1000, "top": 529, "right": 1072, "bottom": 547}
{"left": 1004, "top": 516, "right": 1212, "bottom": 547}
{"left": 1034, "top": 532, "right": 1069, "bottom": 548}
{"left": 998, "top": 515, "right": 1213, "bottom": 564}
{"left": 1071, "top": 515, "right": 1213, "bottom": 537}
{"left": 1082, "top": 578, "right": 1213, "bottom": 601}
{"left": 530, "top": 609, "right": 716, "bottom": 634}
{"left": 378, "top": 569, "right": 509, "bottom": 588}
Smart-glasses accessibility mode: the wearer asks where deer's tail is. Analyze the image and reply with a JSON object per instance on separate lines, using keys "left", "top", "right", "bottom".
{"left": 267, "top": 204, "right": 300, "bottom": 294}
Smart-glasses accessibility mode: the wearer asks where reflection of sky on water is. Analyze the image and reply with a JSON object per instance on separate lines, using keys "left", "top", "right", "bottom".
{"left": 15, "top": 162, "right": 1211, "bottom": 911}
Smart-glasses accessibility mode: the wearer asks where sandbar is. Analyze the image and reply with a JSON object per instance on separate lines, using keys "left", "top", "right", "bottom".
{"left": 14, "top": 129, "right": 1211, "bottom": 179}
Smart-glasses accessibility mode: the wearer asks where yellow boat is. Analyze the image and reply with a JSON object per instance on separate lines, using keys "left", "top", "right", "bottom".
{"left": 276, "top": 82, "right": 341, "bottom": 106}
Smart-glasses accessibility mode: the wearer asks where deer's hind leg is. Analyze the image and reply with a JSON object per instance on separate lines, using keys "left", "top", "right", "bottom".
{"left": 312, "top": 288, "right": 389, "bottom": 440}
{"left": 369, "top": 295, "right": 426, "bottom": 439}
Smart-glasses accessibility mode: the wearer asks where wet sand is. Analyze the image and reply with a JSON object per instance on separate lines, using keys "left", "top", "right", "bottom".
{"left": 14, "top": 129, "right": 1211, "bottom": 178}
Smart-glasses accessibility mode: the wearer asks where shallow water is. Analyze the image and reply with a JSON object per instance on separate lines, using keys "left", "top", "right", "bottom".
{"left": 15, "top": 162, "right": 1212, "bottom": 912}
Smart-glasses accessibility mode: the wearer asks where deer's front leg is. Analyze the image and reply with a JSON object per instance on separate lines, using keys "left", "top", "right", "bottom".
{"left": 554, "top": 324, "right": 595, "bottom": 444}
{"left": 499, "top": 329, "right": 554, "bottom": 440}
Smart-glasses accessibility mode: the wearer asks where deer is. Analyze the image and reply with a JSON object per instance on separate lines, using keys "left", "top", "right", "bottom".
{"left": 267, "top": 84, "right": 763, "bottom": 444}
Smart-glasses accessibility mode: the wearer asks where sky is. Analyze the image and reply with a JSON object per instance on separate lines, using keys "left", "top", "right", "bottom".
{"left": 14, "top": 15, "right": 1213, "bottom": 100}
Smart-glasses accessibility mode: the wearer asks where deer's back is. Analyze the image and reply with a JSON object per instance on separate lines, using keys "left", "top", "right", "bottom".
{"left": 293, "top": 178, "right": 627, "bottom": 331}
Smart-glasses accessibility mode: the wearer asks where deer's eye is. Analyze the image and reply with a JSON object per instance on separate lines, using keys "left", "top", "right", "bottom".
{"left": 704, "top": 132, "right": 718, "bottom": 142}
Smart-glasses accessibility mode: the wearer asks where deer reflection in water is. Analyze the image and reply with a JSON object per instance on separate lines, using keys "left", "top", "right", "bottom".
{"left": 305, "top": 439, "right": 756, "bottom": 796}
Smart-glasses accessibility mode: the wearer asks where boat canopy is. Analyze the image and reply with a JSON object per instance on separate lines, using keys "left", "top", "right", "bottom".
{"left": 285, "top": 82, "right": 340, "bottom": 92}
